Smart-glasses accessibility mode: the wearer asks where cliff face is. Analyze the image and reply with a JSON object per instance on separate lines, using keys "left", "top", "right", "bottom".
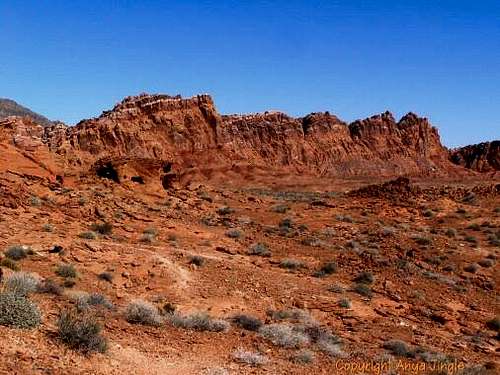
{"left": 1, "top": 93, "right": 491, "bottom": 186}
{"left": 219, "top": 110, "right": 452, "bottom": 176}
{"left": 450, "top": 141, "right": 500, "bottom": 173}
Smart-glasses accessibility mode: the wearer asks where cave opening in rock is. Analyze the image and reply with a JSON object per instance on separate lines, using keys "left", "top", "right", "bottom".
{"left": 162, "top": 174, "right": 175, "bottom": 189}
{"left": 163, "top": 162, "right": 172, "bottom": 173}
{"left": 131, "top": 176, "right": 145, "bottom": 184}
{"left": 96, "top": 162, "right": 120, "bottom": 183}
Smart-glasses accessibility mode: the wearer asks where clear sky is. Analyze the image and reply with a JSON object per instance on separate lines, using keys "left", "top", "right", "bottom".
{"left": 0, "top": 0, "right": 498, "bottom": 146}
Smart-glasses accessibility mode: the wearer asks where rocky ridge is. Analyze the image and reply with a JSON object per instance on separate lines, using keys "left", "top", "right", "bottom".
{"left": 0, "top": 93, "right": 498, "bottom": 188}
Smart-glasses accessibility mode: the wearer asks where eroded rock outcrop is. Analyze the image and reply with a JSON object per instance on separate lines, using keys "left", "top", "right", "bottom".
{"left": 450, "top": 141, "right": 500, "bottom": 172}
{"left": 2, "top": 92, "right": 494, "bottom": 186}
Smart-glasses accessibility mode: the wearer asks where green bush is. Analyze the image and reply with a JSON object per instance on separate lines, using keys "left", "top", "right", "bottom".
{"left": 57, "top": 310, "right": 107, "bottom": 353}
{"left": 0, "top": 292, "right": 41, "bottom": 328}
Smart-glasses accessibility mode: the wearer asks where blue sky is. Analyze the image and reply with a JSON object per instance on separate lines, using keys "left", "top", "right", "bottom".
{"left": 0, "top": 0, "right": 498, "bottom": 146}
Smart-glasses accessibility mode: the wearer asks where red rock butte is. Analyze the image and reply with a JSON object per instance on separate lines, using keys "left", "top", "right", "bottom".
{"left": 1, "top": 93, "right": 498, "bottom": 192}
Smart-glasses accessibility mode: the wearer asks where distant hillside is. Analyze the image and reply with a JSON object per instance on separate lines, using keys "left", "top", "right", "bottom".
{"left": 0, "top": 98, "right": 52, "bottom": 126}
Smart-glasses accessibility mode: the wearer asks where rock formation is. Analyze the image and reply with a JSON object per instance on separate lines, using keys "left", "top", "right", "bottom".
{"left": 1, "top": 93, "right": 497, "bottom": 187}
{"left": 450, "top": 141, "right": 500, "bottom": 172}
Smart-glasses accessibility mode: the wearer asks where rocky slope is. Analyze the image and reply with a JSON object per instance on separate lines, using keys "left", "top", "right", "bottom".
{"left": 450, "top": 141, "right": 500, "bottom": 173}
{"left": 0, "top": 98, "right": 53, "bottom": 127}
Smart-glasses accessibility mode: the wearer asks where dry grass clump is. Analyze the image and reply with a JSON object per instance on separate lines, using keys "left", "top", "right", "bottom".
{"left": 124, "top": 299, "right": 163, "bottom": 326}
{"left": 231, "top": 313, "right": 263, "bottom": 331}
{"left": 259, "top": 323, "right": 309, "bottom": 348}
{"left": 4, "top": 272, "right": 39, "bottom": 296}
{"left": 280, "top": 258, "right": 306, "bottom": 270}
{"left": 167, "top": 311, "right": 230, "bottom": 332}
{"left": 232, "top": 348, "right": 268, "bottom": 366}
{"left": 57, "top": 309, "right": 107, "bottom": 353}
{"left": 4, "top": 245, "right": 32, "bottom": 260}
{"left": 248, "top": 243, "right": 271, "bottom": 257}
{"left": 55, "top": 263, "right": 77, "bottom": 278}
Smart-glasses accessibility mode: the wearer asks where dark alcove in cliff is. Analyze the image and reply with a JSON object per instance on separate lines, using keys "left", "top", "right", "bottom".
{"left": 96, "top": 162, "right": 120, "bottom": 183}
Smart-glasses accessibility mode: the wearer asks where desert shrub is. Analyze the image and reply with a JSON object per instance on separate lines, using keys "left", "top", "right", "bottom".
{"left": 353, "top": 283, "right": 372, "bottom": 298}
{"left": 354, "top": 271, "right": 374, "bottom": 284}
{"left": 143, "top": 227, "right": 158, "bottom": 236}
{"left": 423, "top": 209, "right": 434, "bottom": 218}
{"left": 291, "top": 350, "right": 315, "bottom": 364}
{"left": 464, "top": 235, "right": 478, "bottom": 244}
{"left": 383, "top": 339, "right": 414, "bottom": 357}
{"left": 5, "top": 272, "right": 39, "bottom": 296}
{"left": 456, "top": 207, "right": 467, "bottom": 214}
{"left": 327, "top": 284, "right": 344, "bottom": 293}
{"left": 90, "top": 222, "right": 113, "bottom": 235}
{"left": 140, "top": 233, "right": 155, "bottom": 243}
{"left": 63, "top": 279, "right": 76, "bottom": 288}
{"left": 225, "top": 229, "right": 242, "bottom": 239}
{"left": 42, "top": 223, "right": 54, "bottom": 232}
{"left": 56, "top": 263, "right": 77, "bottom": 278}
{"left": 79, "top": 231, "right": 97, "bottom": 240}
{"left": 217, "top": 206, "right": 234, "bottom": 215}
{"left": 413, "top": 236, "right": 432, "bottom": 246}
{"left": 313, "top": 261, "right": 337, "bottom": 277}
{"left": 478, "top": 259, "right": 494, "bottom": 268}
{"left": 462, "top": 192, "right": 476, "bottom": 204}
{"left": 57, "top": 310, "right": 107, "bottom": 353}
{"left": 76, "top": 293, "right": 114, "bottom": 312}
{"left": 167, "top": 233, "right": 178, "bottom": 242}
{"left": 189, "top": 255, "right": 206, "bottom": 267}
{"left": 0, "top": 258, "right": 19, "bottom": 271}
{"left": 98, "top": 272, "right": 113, "bottom": 282}
{"left": 464, "top": 263, "right": 479, "bottom": 273}
{"left": 259, "top": 323, "right": 309, "bottom": 348}
{"left": 200, "top": 215, "right": 218, "bottom": 226}
{"left": 0, "top": 292, "right": 41, "bottom": 328}
{"left": 4, "top": 245, "right": 31, "bottom": 260}
{"left": 271, "top": 204, "right": 289, "bottom": 213}
{"left": 248, "top": 243, "right": 271, "bottom": 257}
{"left": 485, "top": 316, "right": 500, "bottom": 331}
{"left": 233, "top": 348, "right": 268, "bottom": 366}
{"left": 338, "top": 298, "right": 351, "bottom": 308}
{"left": 279, "top": 218, "right": 294, "bottom": 229}
{"left": 280, "top": 258, "right": 305, "bottom": 270}
{"left": 30, "top": 196, "right": 42, "bottom": 207}
{"left": 467, "top": 223, "right": 481, "bottom": 231}
{"left": 168, "top": 311, "right": 229, "bottom": 332}
{"left": 267, "top": 308, "right": 313, "bottom": 323}
{"left": 232, "top": 314, "right": 263, "bottom": 331}
{"left": 301, "top": 237, "right": 322, "bottom": 247}
{"left": 381, "top": 227, "right": 395, "bottom": 236}
{"left": 125, "top": 299, "right": 163, "bottom": 326}
{"left": 317, "top": 339, "right": 345, "bottom": 357}
{"left": 445, "top": 228, "right": 457, "bottom": 238}
{"left": 37, "top": 279, "right": 63, "bottom": 295}
{"left": 336, "top": 214, "right": 354, "bottom": 223}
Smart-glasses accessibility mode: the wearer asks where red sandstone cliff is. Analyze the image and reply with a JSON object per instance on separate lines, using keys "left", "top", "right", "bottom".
{"left": 450, "top": 141, "right": 499, "bottom": 173}
{"left": 1, "top": 93, "right": 494, "bottom": 186}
